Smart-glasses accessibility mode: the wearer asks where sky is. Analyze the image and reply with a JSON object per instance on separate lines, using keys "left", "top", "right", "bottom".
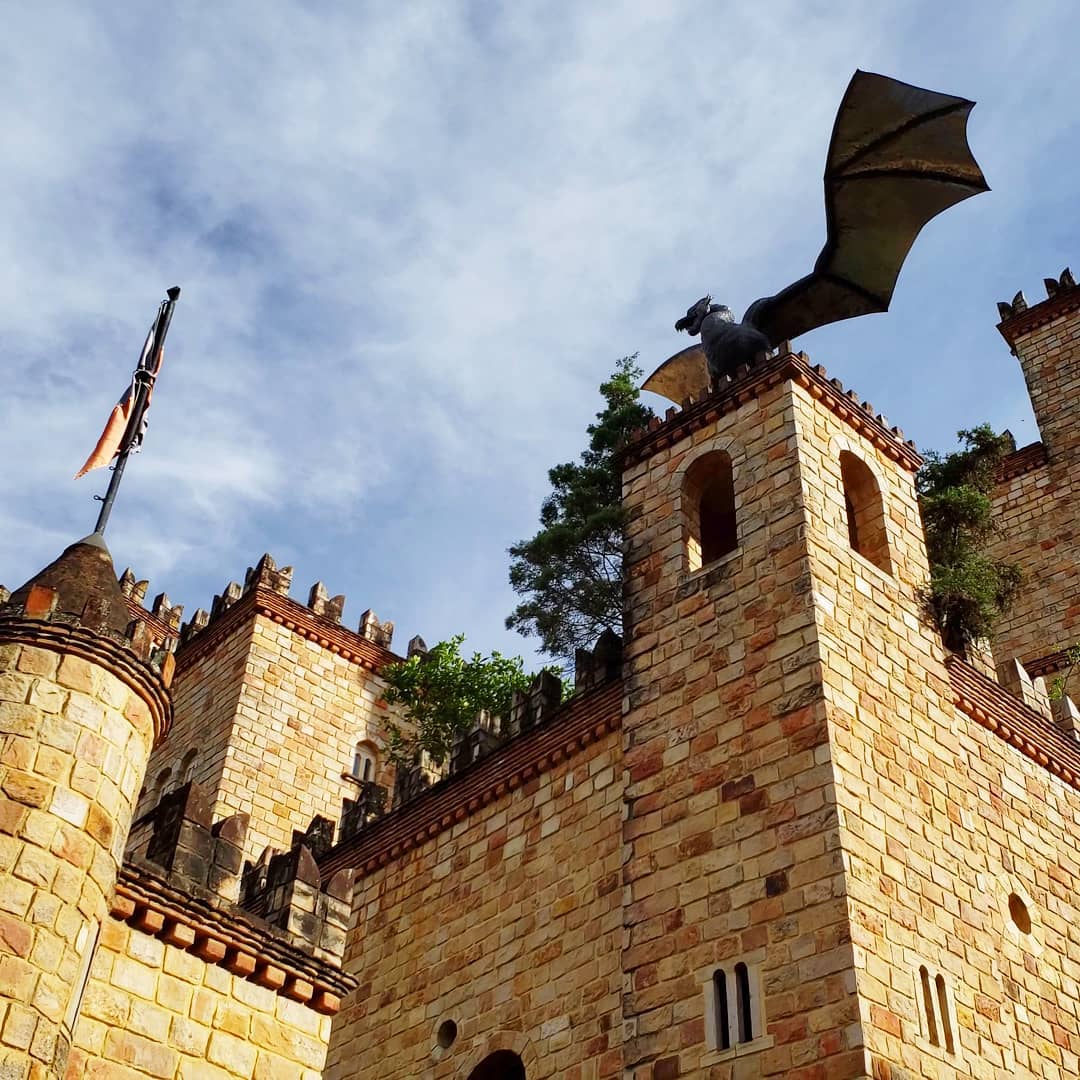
{"left": 2, "top": 1, "right": 1078, "bottom": 668}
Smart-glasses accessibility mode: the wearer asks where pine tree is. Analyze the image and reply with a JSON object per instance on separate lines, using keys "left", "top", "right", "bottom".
{"left": 506, "top": 355, "right": 655, "bottom": 665}
{"left": 917, "top": 424, "right": 1023, "bottom": 654}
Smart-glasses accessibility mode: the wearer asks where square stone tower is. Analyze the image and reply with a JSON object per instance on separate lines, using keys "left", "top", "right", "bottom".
{"left": 620, "top": 350, "right": 972, "bottom": 1077}
{"left": 991, "top": 270, "right": 1080, "bottom": 671}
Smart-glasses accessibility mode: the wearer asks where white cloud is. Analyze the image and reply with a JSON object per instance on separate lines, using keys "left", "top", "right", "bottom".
{"left": 1, "top": 0, "right": 1077, "bottom": 659}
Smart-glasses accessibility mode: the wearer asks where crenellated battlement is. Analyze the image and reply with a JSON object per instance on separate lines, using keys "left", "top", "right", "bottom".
{"left": 174, "top": 551, "right": 398, "bottom": 654}
{"left": 625, "top": 347, "right": 920, "bottom": 471}
{"left": 996, "top": 266, "right": 1078, "bottom": 342}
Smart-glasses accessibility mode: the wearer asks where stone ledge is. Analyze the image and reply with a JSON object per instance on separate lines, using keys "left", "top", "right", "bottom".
{"left": 113, "top": 862, "right": 357, "bottom": 1013}
{"left": 948, "top": 655, "right": 1080, "bottom": 788}
{"left": 318, "top": 680, "right": 622, "bottom": 880}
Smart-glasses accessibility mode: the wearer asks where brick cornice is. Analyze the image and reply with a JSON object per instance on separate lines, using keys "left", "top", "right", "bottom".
{"left": 948, "top": 655, "right": 1080, "bottom": 789}
{"left": 0, "top": 616, "right": 172, "bottom": 743}
{"left": 997, "top": 285, "right": 1080, "bottom": 350}
{"left": 996, "top": 441, "right": 1047, "bottom": 484}
{"left": 176, "top": 587, "right": 400, "bottom": 675}
{"left": 113, "top": 862, "right": 357, "bottom": 1013}
{"left": 318, "top": 681, "right": 622, "bottom": 879}
{"left": 623, "top": 351, "right": 922, "bottom": 472}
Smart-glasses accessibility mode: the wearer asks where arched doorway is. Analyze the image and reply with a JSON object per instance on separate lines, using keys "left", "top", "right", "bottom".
{"left": 467, "top": 1050, "right": 526, "bottom": 1080}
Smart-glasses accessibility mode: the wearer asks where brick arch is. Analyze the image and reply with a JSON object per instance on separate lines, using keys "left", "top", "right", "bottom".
{"left": 458, "top": 1030, "right": 536, "bottom": 1078}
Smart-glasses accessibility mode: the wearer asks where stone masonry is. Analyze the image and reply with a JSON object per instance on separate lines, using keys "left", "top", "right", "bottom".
{"left": 5, "top": 268, "right": 1080, "bottom": 1079}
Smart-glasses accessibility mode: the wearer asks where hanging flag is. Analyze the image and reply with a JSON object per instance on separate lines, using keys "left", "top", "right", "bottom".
{"left": 74, "top": 309, "right": 165, "bottom": 479}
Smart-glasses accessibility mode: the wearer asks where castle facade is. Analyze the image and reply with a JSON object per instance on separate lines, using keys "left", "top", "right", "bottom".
{"left": 2, "top": 271, "right": 1080, "bottom": 1079}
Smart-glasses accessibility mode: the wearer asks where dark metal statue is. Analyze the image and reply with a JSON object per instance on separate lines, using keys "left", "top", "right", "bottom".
{"left": 646, "top": 71, "right": 989, "bottom": 402}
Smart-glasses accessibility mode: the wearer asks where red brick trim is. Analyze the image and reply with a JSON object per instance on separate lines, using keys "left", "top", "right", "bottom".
{"left": 176, "top": 587, "right": 399, "bottom": 675}
{"left": 623, "top": 351, "right": 922, "bottom": 471}
{"left": 997, "top": 286, "right": 1080, "bottom": 349}
{"left": 947, "top": 655, "right": 1080, "bottom": 788}
{"left": 1021, "top": 649, "right": 1072, "bottom": 680}
{"left": 0, "top": 617, "right": 172, "bottom": 742}
{"left": 113, "top": 864, "right": 356, "bottom": 1013}
{"left": 125, "top": 598, "right": 175, "bottom": 643}
{"left": 318, "top": 681, "right": 623, "bottom": 879}
{"left": 996, "top": 441, "right": 1047, "bottom": 483}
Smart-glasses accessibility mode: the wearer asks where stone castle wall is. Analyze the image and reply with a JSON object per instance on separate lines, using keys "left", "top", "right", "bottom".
{"left": 68, "top": 915, "right": 334, "bottom": 1079}
{"left": 990, "top": 279, "right": 1080, "bottom": 667}
{"left": 619, "top": 363, "right": 873, "bottom": 1078}
{"left": 140, "top": 602, "right": 395, "bottom": 865}
{"left": 0, "top": 638, "right": 160, "bottom": 1077}
{"left": 324, "top": 694, "right": 623, "bottom": 1079}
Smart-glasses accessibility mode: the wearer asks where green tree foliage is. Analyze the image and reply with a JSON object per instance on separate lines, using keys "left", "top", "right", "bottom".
{"left": 382, "top": 636, "right": 540, "bottom": 767}
{"left": 917, "top": 424, "right": 1022, "bottom": 654}
{"left": 506, "top": 355, "right": 656, "bottom": 665}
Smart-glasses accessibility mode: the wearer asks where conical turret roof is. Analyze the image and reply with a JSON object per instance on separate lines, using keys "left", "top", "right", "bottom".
{"left": 5, "top": 532, "right": 131, "bottom": 636}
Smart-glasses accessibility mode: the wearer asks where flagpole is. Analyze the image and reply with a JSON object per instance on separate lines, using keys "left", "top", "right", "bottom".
{"left": 93, "top": 287, "right": 181, "bottom": 536}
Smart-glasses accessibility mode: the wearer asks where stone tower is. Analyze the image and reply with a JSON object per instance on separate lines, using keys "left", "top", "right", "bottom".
{"left": 130, "top": 554, "right": 397, "bottom": 866}
{"left": 620, "top": 350, "right": 965, "bottom": 1077}
{"left": 991, "top": 269, "right": 1080, "bottom": 669}
{"left": 0, "top": 534, "right": 172, "bottom": 1078}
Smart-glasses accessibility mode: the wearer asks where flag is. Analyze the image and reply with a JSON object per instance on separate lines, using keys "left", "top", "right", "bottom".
{"left": 74, "top": 310, "right": 164, "bottom": 480}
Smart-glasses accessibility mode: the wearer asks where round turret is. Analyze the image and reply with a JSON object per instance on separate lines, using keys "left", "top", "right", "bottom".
{"left": 0, "top": 534, "right": 171, "bottom": 1077}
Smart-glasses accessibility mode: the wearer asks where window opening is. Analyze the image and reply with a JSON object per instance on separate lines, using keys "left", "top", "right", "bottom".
{"left": 352, "top": 742, "right": 378, "bottom": 782}
{"left": 713, "top": 970, "right": 730, "bottom": 1050}
{"left": 839, "top": 451, "right": 891, "bottom": 574}
{"left": 916, "top": 963, "right": 956, "bottom": 1054}
{"left": 684, "top": 450, "right": 737, "bottom": 572}
{"left": 709, "top": 962, "right": 759, "bottom": 1051}
{"left": 1008, "top": 893, "right": 1032, "bottom": 935}
{"left": 935, "top": 975, "right": 955, "bottom": 1054}
{"left": 180, "top": 748, "right": 198, "bottom": 785}
{"left": 919, "top": 966, "right": 938, "bottom": 1045}
{"left": 734, "top": 962, "right": 753, "bottom": 1042}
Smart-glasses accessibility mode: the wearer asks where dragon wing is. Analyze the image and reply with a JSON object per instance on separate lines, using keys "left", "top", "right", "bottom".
{"left": 642, "top": 343, "right": 710, "bottom": 403}
{"left": 744, "top": 70, "right": 989, "bottom": 345}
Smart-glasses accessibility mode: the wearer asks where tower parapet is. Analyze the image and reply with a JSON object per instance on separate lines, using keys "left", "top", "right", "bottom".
{"left": 0, "top": 534, "right": 172, "bottom": 1077}
{"left": 990, "top": 265, "right": 1080, "bottom": 667}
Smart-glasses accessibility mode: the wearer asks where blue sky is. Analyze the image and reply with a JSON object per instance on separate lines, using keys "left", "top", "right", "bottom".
{"left": 2, "top": 2, "right": 1078, "bottom": 666}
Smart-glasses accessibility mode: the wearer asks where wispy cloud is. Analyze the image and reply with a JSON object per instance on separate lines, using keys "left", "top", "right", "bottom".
{"left": 1, "top": 1, "right": 1077, "bottom": 660}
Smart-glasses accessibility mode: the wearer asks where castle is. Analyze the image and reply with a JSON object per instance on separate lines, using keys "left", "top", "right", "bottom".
{"left": 2, "top": 269, "right": 1080, "bottom": 1080}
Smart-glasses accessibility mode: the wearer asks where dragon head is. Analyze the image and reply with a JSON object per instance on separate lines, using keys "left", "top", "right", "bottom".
{"left": 675, "top": 295, "right": 714, "bottom": 336}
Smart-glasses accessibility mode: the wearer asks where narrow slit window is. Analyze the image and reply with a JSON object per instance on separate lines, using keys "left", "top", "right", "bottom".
{"left": 734, "top": 962, "right": 753, "bottom": 1042}
{"left": 684, "top": 450, "right": 737, "bottom": 572}
{"left": 920, "top": 966, "right": 938, "bottom": 1044}
{"left": 180, "top": 748, "right": 198, "bottom": 784}
{"left": 713, "top": 970, "right": 730, "bottom": 1050}
{"left": 935, "top": 974, "right": 955, "bottom": 1054}
{"left": 839, "top": 451, "right": 892, "bottom": 574}
{"left": 708, "top": 962, "right": 760, "bottom": 1052}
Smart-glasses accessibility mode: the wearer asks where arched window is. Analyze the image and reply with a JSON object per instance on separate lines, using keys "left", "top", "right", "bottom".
{"left": 839, "top": 451, "right": 891, "bottom": 574}
{"left": 734, "top": 962, "right": 753, "bottom": 1042}
{"left": 467, "top": 1051, "right": 526, "bottom": 1080}
{"left": 684, "top": 450, "right": 737, "bottom": 572}
{"left": 149, "top": 766, "right": 171, "bottom": 807}
{"left": 713, "top": 969, "right": 730, "bottom": 1050}
{"left": 352, "top": 741, "right": 378, "bottom": 783}
{"left": 180, "top": 748, "right": 198, "bottom": 785}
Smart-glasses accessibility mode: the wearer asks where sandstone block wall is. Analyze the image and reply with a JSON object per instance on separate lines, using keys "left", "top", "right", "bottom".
{"left": 68, "top": 916, "right": 334, "bottom": 1079}
{"left": 990, "top": 289, "right": 1080, "bottom": 666}
{"left": 324, "top": 727, "right": 623, "bottom": 1079}
{"left": 620, "top": 372, "right": 865, "bottom": 1078}
{"left": 141, "top": 610, "right": 394, "bottom": 864}
{"left": 795, "top": 377, "right": 1080, "bottom": 1078}
{"left": 0, "top": 641, "right": 155, "bottom": 1077}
